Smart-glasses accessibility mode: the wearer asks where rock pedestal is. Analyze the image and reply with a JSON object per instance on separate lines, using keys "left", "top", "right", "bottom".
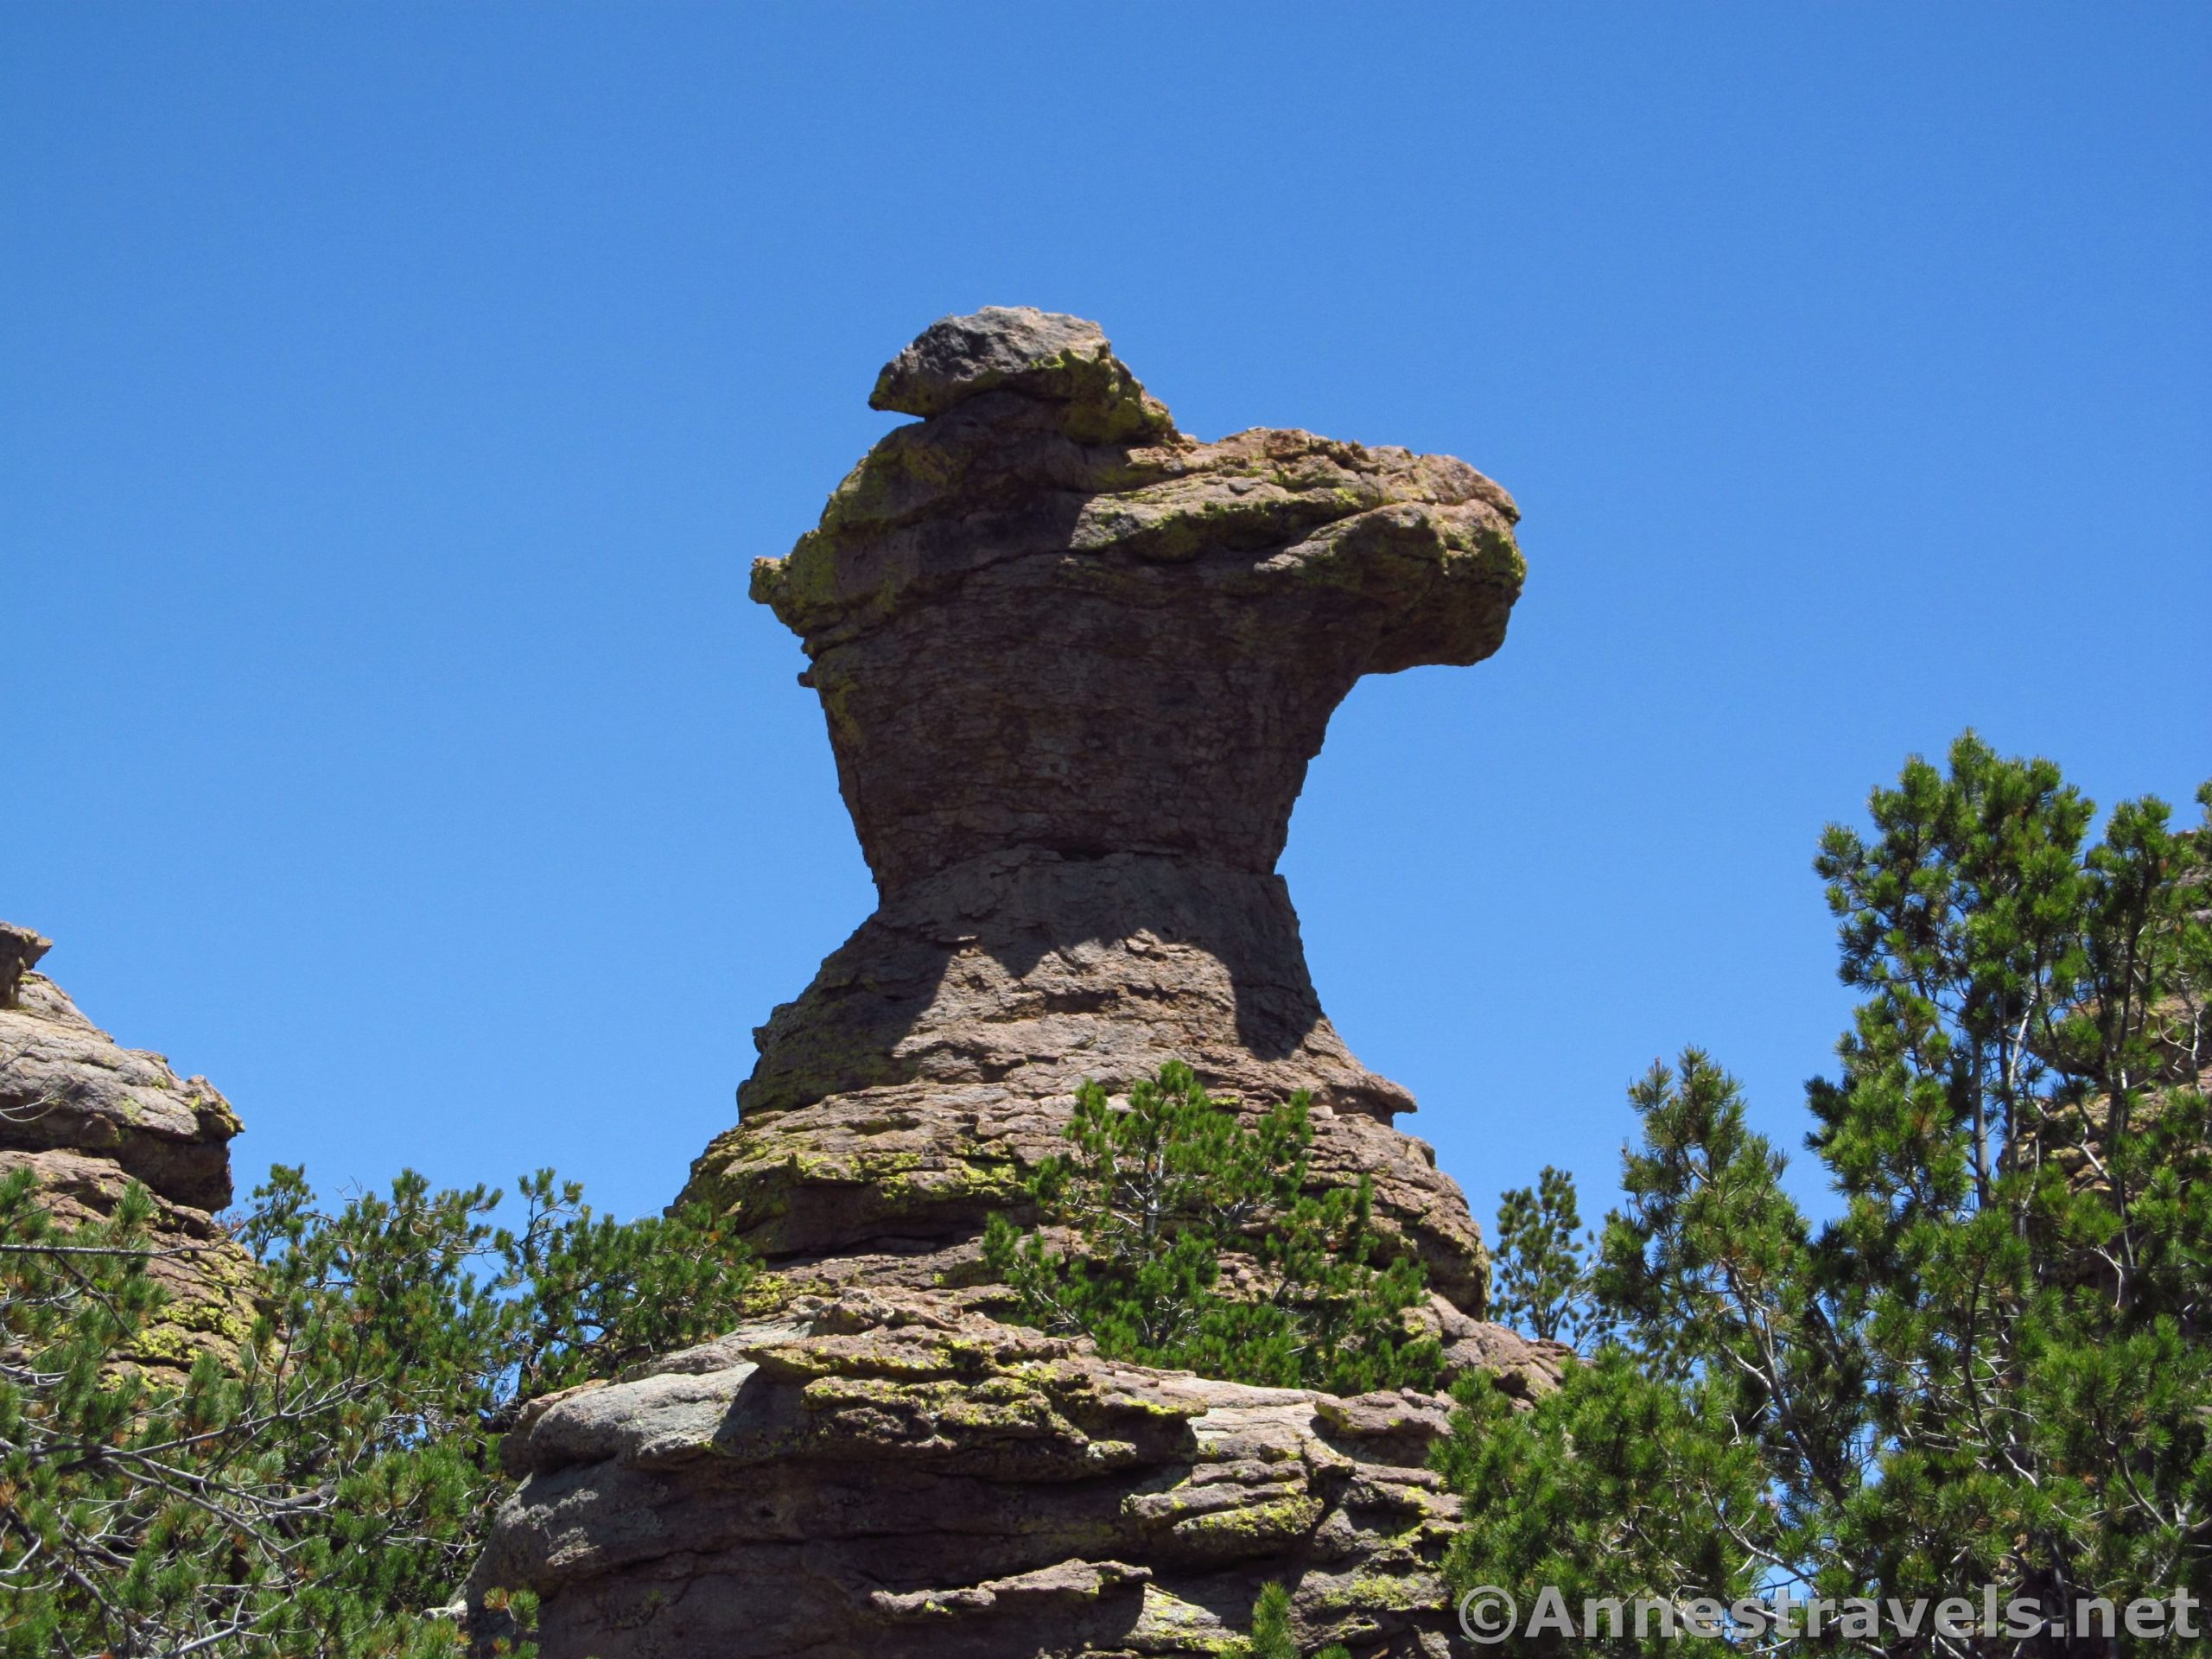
{"left": 476, "top": 310, "right": 1554, "bottom": 1657}
{"left": 470, "top": 1287, "right": 1560, "bottom": 1659}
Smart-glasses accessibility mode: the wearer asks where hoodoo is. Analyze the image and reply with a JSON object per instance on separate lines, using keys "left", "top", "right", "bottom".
{"left": 471, "top": 310, "right": 1559, "bottom": 1658}
{"left": 689, "top": 306, "right": 1524, "bottom": 1307}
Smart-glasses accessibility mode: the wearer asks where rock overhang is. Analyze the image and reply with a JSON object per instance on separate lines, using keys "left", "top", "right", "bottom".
{"left": 749, "top": 307, "right": 1526, "bottom": 894}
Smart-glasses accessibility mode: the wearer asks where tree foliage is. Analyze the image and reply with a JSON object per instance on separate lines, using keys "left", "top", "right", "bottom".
{"left": 984, "top": 1060, "right": 1441, "bottom": 1395}
{"left": 1451, "top": 735, "right": 2212, "bottom": 1654}
{"left": 1491, "top": 1164, "right": 1605, "bottom": 1348}
{"left": 1223, "top": 1580, "right": 1350, "bottom": 1659}
{"left": 0, "top": 1164, "right": 755, "bottom": 1659}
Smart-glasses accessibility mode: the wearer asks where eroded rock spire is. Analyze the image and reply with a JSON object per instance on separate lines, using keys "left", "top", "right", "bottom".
{"left": 683, "top": 307, "right": 1525, "bottom": 1306}
{"left": 475, "top": 310, "right": 1553, "bottom": 1659}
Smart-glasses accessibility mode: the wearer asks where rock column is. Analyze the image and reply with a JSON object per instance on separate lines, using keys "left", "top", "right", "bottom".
{"left": 474, "top": 313, "right": 1554, "bottom": 1659}
{"left": 683, "top": 306, "right": 1525, "bottom": 1309}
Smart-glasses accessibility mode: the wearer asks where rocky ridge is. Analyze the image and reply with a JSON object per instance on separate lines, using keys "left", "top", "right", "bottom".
{"left": 472, "top": 309, "right": 1561, "bottom": 1658}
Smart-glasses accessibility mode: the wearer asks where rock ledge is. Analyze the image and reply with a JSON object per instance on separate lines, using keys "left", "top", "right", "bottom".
{"left": 471, "top": 1286, "right": 1548, "bottom": 1659}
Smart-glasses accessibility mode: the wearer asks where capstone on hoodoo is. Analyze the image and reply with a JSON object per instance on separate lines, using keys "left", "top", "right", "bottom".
{"left": 474, "top": 309, "right": 1555, "bottom": 1658}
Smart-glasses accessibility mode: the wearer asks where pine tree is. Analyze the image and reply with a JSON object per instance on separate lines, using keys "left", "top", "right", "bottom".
{"left": 983, "top": 1060, "right": 1442, "bottom": 1394}
{"left": 1491, "top": 1165, "right": 1605, "bottom": 1347}
{"left": 1436, "top": 737, "right": 2212, "bottom": 1654}
{"left": 0, "top": 1164, "right": 757, "bottom": 1657}
{"left": 1224, "top": 1581, "right": 1351, "bottom": 1659}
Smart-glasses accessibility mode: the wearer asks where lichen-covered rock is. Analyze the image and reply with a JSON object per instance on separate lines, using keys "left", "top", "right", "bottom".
{"left": 686, "top": 851, "right": 1492, "bottom": 1307}
{"left": 469, "top": 1287, "right": 1488, "bottom": 1659}
{"left": 1, "top": 922, "right": 241, "bottom": 1211}
{"left": 869, "top": 306, "right": 1176, "bottom": 442}
{"left": 683, "top": 307, "right": 1526, "bottom": 1313}
{"left": 1, "top": 921, "right": 256, "bottom": 1370}
{"left": 476, "top": 312, "right": 1547, "bottom": 1657}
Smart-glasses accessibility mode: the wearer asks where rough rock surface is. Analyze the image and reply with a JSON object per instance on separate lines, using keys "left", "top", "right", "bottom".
{"left": 476, "top": 311, "right": 1549, "bottom": 1656}
{"left": 1, "top": 920, "right": 256, "bottom": 1370}
{"left": 683, "top": 307, "right": 1526, "bottom": 1310}
{"left": 472, "top": 1287, "right": 1522, "bottom": 1659}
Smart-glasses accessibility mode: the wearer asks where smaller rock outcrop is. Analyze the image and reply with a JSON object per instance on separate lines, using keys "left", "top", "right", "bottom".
{"left": 1, "top": 921, "right": 256, "bottom": 1370}
{"left": 472, "top": 1286, "right": 1561, "bottom": 1659}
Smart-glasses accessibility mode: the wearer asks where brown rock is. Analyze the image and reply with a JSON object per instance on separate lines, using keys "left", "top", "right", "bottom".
{"left": 469, "top": 1287, "right": 1471, "bottom": 1659}
{"left": 0, "top": 923, "right": 256, "bottom": 1370}
{"left": 1, "top": 944, "right": 242, "bottom": 1213}
{"left": 475, "top": 313, "right": 1547, "bottom": 1658}
{"left": 683, "top": 307, "right": 1526, "bottom": 1312}
{"left": 1, "top": 920, "right": 51, "bottom": 1006}
{"left": 1415, "top": 1292, "right": 1573, "bottom": 1405}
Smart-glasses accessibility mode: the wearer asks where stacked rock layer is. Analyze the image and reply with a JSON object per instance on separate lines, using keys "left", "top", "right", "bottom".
{"left": 0, "top": 920, "right": 256, "bottom": 1372}
{"left": 468, "top": 1287, "right": 1562, "bottom": 1659}
{"left": 476, "top": 308, "right": 1558, "bottom": 1657}
{"left": 687, "top": 307, "right": 1524, "bottom": 1310}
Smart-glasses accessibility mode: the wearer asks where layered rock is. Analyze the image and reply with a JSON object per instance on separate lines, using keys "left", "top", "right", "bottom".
{"left": 477, "top": 309, "right": 1548, "bottom": 1656}
{"left": 683, "top": 307, "right": 1525, "bottom": 1309}
{"left": 1, "top": 919, "right": 256, "bottom": 1370}
{"left": 469, "top": 1287, "right": 1550, "bottom": 1659}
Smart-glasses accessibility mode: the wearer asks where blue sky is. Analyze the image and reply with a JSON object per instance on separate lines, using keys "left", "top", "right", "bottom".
{"left": 4, "top": 6, "right": 2206, "bottom": 1232}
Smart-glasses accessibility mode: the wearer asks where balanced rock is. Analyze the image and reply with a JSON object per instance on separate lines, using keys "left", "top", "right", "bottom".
{"left": 683, "top": 307, "right": 1525, "bottom": 1308}
{"left": 472, "top": 311, "right": 1553, "bottom": 1657}
{"left": 0, "top": 921, "right": 255, "bottom": 1370}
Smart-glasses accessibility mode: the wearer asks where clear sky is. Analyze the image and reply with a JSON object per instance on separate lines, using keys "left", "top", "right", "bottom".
{"left": 5, "top": 6, "right": 2206, "bottom": 1232}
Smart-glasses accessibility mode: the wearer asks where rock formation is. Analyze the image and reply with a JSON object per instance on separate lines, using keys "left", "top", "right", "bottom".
{"left": 0, "top": 920, "right": 255, "bottom": 1370}
{"left": 472, "top": 1287, "right": 1537, "bottom": 1659}
{"left": 474, "top": 308, "right": 1560, "bottom": 1657}
{"left": 684, "top": 307, "right": 1524, "bottom": 1310}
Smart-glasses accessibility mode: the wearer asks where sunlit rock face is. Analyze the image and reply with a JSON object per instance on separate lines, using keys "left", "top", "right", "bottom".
{"left": 472, "top": 313, "right": 1551, "bottom": 1659}
{"left": 467, "top": 1286, "right": 1564, "bottom": 1659}
{"left": 0, "top": 920, "right": 256, "bottom": 1373}
{"left": 684, "top": 308, "right": 1526, "bottom": 1308}
{"left": 772, "top": 305, "right": 1521, "bottom": 897}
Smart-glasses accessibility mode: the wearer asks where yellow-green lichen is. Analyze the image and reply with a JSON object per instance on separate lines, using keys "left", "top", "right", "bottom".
{"left": 1305, "top": 1573, "right": 1446, "bottom": 1617}
{"left": 1167, "top": 1494, "right": 1325, "bottom": 1549}
{"left": 1128, "top": 1584, "right": 1240, "bottom": 1654}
